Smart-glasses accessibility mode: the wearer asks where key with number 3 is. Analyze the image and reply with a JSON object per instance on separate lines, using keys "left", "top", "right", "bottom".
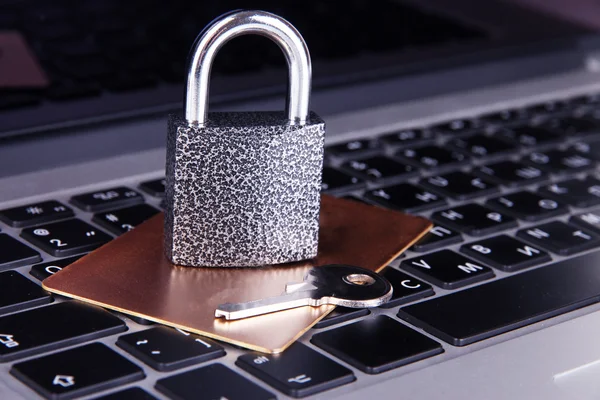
{"left": 215, "top": 265, "right": 393, "bottom": 320}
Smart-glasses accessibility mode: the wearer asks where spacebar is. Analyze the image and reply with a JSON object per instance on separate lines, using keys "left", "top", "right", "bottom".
{"left": 398, "top": 251, "right": 600, "bottom": 346}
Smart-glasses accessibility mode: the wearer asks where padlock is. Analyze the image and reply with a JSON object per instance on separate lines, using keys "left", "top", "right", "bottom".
{"left": 164, "top": 10, "right": 325, "bottom": 267}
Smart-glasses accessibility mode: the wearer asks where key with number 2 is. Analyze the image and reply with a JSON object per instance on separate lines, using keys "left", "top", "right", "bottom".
{"left": 215, "top": 265, "right": 393, "bottom": 320}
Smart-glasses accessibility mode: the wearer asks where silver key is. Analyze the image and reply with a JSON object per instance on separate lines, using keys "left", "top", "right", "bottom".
{"left": 215, "top": 265, "right": 393, "bottom": 320}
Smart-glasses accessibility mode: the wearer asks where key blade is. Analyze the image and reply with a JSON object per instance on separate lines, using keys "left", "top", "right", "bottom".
{"left": 215, "top": 290, "right": 318, "bottom": 320}
{"left": 216, "top": 265, "right": 395, "bottom": 320}
{"left": 285, "top": 281, "right": 317, "bottom": 294}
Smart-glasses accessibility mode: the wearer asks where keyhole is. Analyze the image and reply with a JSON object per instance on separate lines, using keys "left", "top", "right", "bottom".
{"left": 343, "top": 274, "right": 376, "bottom": 286}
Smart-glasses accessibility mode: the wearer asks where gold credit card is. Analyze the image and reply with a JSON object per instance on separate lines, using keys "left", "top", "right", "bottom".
{"left": 44, "top": 195, "right": 431, "bottom": 353}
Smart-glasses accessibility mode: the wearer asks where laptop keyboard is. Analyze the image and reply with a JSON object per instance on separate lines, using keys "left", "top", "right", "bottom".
{"left": 3, "top": 93, "right": 600, "bottom": 398}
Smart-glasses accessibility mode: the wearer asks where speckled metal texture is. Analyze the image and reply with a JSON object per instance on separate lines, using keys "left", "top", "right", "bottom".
{"left": 165, "top": 111, "right": 325, "bottom": 267}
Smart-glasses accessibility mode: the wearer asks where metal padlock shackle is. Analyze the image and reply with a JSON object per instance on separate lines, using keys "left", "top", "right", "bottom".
{"left": 185, "top": 10, "right": 312, "bottom": 126}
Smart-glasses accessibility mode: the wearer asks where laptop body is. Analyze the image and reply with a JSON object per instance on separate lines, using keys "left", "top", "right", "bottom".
{"left": 2, "top": 1, "right": 600, "bottom": 399}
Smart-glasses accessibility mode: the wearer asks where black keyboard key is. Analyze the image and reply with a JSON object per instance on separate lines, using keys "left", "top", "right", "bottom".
{"left": 543, "top": 116, "right": 600, "bottom": 138}
{"left": 117, "top": 326, "right": 225, "bottom": 372}
{"left": 0, "top": 200, "right": 73, "bottom": 227}
{"left": 578, "top": 105, "right": 600, "bottom": 120}
{"left": 474, "top": 161, "right": 547, "bottom": 187}
{"left": 527, "top": 100, "right": 568, "bottom": 116}
{"left": 449, "top": 134, "right": 516, "bottom": 158}
{"left": 523, "top": 150, "right": 595, "bottom": 174}
{"left": 420, "top": 172, "right": 499, "bottom": 200}
{"left": 21, "top": 219, "right": 112, "bottom": 257}
{"left": 156, "top": 364, "right": 275, "bottom": 400}
{"left": 432, "top": 118, "right": 480, "bottom": 136}
{"left": 396, "top": 145, "right": 467, "bottom": 170}
{"left": 11, "top": 343, "right": 144, "bottom": 400}
{"left": 517, "top": 221, "right": 600, "bottom": 255}
{"left": 380, "top": 267, "right": 434, "bottom": 308}
{"left": 237, "top": 343, "right": 355, "bottom": 398}
{"left": 311, "top": 315, "right": 443, "bottom": 374}
{"left": 538, "top": 178, "right": 600, "bottom": 208}
{"left": 401, "top": 250, "right": 494, "bottom": 289}
{"left": 480, "top": 109, "right": 524, "bottom": 125}
{"left": 399, "top": 250, "right": 600, "bottom": 346}
{"left": 569, "top": 140, "right": 600, "bottom": 161}
{"left": 93, "top": 387, "right": 157, "bottom": 400}
{"left": 119, "top": 313, "right": 154, "bottom": 326}
{"left": 570, "top": 94, "right": 600, "bottom": 107}
{"left": 364, "top": 184, "right": 447, "bottom": 213}
{"left": 494, "top": 125, "right": 562, "bottom": 147}
{"left": 139, "top": 179, "right": 166, "bottom": 198}
{"left": 341, "top": 156, "right": 417, "bottom": 182}
{"left": 570, "top": 211, "right": 600, "bottom": 234}
{"left": 431, "top": 204, "right": 517, "bottom": 236}
{"left": 0, "top": 234, "right": 41, "bottom": 270}
{"left": 93, "top": 204, "right": 159, "bottom": 235}
{"left": 70, "top": 187, "right": 144, "bottom": 212}
{"left": 313, "top": 307, "right": 369, "bottom": 329}
{"left": 0, "top": 302, "right": 125, "bottom": 362}
{"left": 487, "top": 191, "right": 569, "bottom": 222}
{"left": 460, "top": 235, "right": 550, "bottom": 272}
{"left": 411, "top": 225, "right": 463, "bottom": 252}
{"left": 0, "top": 271, "right": 52, "bottom": 315}
{"left": 327, "top": 139, "right": 382, "bottom": 158}
{"left": 30, "top": 256, "right": 83, "bottom": 281}
{"left": 321, "top": 167, "right": 364, "bottom": 193}
{"left": 380, "top": 128, "right": 434, "bottom": 148}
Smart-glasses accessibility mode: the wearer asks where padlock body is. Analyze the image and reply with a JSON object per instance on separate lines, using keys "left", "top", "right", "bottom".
{"left": 165, "top": 111, "right": 325, "bottom": 267}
